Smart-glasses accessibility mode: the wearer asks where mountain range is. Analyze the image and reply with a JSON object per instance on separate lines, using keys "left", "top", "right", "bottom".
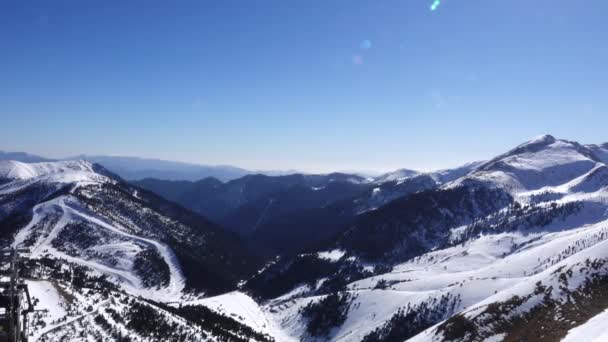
{"left": 0, "top": 151, "right": 298, "bottom": 182}
{"left": 1, "top": 135, "right": 608, "bottom": 341}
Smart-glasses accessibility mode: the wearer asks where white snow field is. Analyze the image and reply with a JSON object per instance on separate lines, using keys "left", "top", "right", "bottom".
{"left": 562, "top": 309, "right": 608, "bottom": 342}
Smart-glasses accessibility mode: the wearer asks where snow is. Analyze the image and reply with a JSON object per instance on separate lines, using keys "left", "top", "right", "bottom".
{"left": 374, "top": 169, "right": 419, "bottom": 184}
{"left": 317, "top": 249, "right": 346, "bottom": 261}
{"left": 28, "top": 280, "right": 67, "bottom": 322}
{"left": 0, "top": 159, "right": 97, "bottom": 181}
{"left": 453, "top": 137, "right": 601, "bottom": 194}
{"left": 13, "top": 196, "right": 186, "bottom": 301}
{"left": 269, "top": 202, "right": 608, "bottom": 341}
{"left": 3, "top": 159, "right": 185, "bottom": 302}
{"left": 6, "top": 135, "right": 608, "bottom": 341}
{"left": 257, "top": 137, "right": 608, "bottom": 342}
{"left": 182, "top": 291, "right": 293, "bottom": 341}
{"left": 563, "top": 309, "right": 608, "bottom": 342}
{"left": 0, "top": 159, "right": 110, "bottom": 196}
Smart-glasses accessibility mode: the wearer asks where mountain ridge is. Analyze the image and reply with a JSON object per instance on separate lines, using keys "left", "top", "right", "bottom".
{"left": 3, "top": 135, "right": 608, "bottom": 341}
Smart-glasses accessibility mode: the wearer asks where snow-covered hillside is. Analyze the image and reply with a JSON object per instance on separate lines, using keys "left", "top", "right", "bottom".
{"left": 0, "top": 159, "right": 275, "bottom": 341}
{"left": 0, "top": 160, "right": 182, "bottom": 300}
{"left": 4, "top": 135, "right": 608, "bottom": 342}
{"left": 26, "top": 278, "right": 274, "bottom": 342}
{"left": 244, "top": 135, "right": 608, "bottom": 342}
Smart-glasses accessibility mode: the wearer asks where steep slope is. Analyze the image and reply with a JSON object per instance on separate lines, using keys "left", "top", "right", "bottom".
{"left": 455, "top": 135, "right": 602, "bottom": 193}
{"left": 0, "top": 159, "right": 259, "bottom": 298}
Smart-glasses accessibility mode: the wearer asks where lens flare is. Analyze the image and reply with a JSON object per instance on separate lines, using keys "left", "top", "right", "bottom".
{"left": 360, "top": 40, "right": 372, "bottom": 50}
{"left": 430, "top": 0, "right": 441, "bottom": 11}
{"left": 352, "top": 55, "right": 364, "bottom": 65}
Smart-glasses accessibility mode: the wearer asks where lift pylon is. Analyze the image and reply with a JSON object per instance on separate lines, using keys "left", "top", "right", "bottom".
{"left": 0, "top": 248, "right": 33, "bottom": 342}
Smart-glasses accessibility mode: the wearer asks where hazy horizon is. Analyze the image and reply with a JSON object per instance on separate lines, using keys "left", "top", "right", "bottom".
{"left": 2, "top": 133, "right": 607, "bottom": 175}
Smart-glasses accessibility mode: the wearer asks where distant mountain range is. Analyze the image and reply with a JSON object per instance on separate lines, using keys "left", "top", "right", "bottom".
{"left": 0, "top": 150, "right": 54, "bottom": 163}
{"left": 3, "top": 135, "right": 608, "bottom": 341}
{"left": 0, "top": 151, "right": 298, "bottom": 181}
{"left": 132, "top": 163, "right": 482, "bottom": 256}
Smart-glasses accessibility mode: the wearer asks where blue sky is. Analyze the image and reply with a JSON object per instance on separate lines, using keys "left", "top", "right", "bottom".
{"left": 1, "top": 0, "right": 607, "bottom": 173}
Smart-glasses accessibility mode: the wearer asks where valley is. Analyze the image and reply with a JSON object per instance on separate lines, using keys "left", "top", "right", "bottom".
{"left": 1, "top": 135, "right": 608, "bottom": 341}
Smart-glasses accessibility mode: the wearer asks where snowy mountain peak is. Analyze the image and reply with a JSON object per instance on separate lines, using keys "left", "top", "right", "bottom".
{"left": 453, "top": 135, "right": 607, "bottom": 194}
{"left": 522, "top": 133, "right": 556, "bottom": 146}
{"left": 374, "top": 168, "right": 420, "bottom": 183}
{"left": 0, "top": 159, "right": 97, "bottom": 181}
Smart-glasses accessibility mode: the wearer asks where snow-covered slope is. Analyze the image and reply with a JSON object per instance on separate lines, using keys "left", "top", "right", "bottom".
{"left": 374, "top": 169, "right": 420, "bottom": 184}
{"left": 244, "top": 135, "right": 608, "bottom": 342}
{"left": 1, "top": 160, "right": 181, "bottom": 300}
{"left": 0, "top": 159, "right": 276, "bottom": 341}
{"left": 26, "top": 277, "right": 274, "bottom": 342}
{"left": 0, "top": 159, "right": 257, "bottom": 298}
{"left": 0, "top": 160, "right": 97, "bottom": 181}
{"left": 454, "top": 135, "right": 603, "bottom": 194}
{"left": 562, "top": 309, "right": 608, "bottom": 342}
{"left": 5, "top": 135, "right": 608, "bottom": 342}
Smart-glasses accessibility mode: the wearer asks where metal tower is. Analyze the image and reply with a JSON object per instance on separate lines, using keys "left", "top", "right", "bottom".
{"left": 0, "top": 249, "right": 33, "bottom": 342}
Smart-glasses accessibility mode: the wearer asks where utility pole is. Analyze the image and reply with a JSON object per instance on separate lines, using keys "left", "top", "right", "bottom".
{"left": 0, "top": 248, "right": 34, "bottom": 342}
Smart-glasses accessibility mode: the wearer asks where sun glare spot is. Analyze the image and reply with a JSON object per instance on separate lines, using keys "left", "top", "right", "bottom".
{"left": 430, "top": 0, "right": 441, "bottom": 11}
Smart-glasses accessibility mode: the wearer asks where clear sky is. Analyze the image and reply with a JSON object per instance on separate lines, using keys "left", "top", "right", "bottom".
{"left": 1, "top": 0, "right": 607, "bottom": 173}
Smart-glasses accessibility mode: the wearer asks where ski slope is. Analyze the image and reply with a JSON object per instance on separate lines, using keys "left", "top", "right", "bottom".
{"left": 3, "top": 160, "right": 186, "bottom": 302}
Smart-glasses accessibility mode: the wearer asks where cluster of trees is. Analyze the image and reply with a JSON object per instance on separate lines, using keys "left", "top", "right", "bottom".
{"left": 362, "top": 293, "right": 461, "bottom": 342}
{"left": 22, "top": 257, "right": 119, "bottom": 292}
{"left": 450, "top": 200, "right": 582, "bottom": 246}
{"left": 246, "top": 254, "right": 338, "bottom": 299}
{"left": 301, "top": 291, "right": 354, "bottom": 337}
{"left": 246, "top": 254, "right": 385, "bottom": 300}
{"left": 51, "top": 222, "right": 113, "bottom": 255}
{"left": 125, "top": 301, "right": 197, "bottom": 341}
{"left": 133, "top": 249, "right": 171, "bottom": 288}
{"left": 75, "top": 182, "right": 261, "bottom": 295}
{"left": 536, "top": 228, "right": 608, "bottom": 272}
{"left": 338, "top": 185, "right": 512, "bottom": 263}
{"left": 436, "top": 258, "right": 608, "bottom": 342}
{"left": 157, "top": 302, "right": 275, "bottom": 342}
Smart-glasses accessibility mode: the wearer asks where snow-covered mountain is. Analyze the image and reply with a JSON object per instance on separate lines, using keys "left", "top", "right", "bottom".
{"left": 374, "top": 168, "right": 420, "bottom": 184}
{"left": 4, "top": 135, "right": 608, "bottom": 342}
{"left": 373, "top": 161, "right": 484, "bottom": 186}
{"left": 242, "top": 135, "right": 608, "bottom": 342}
{"left": 0, "top": 151, "right": 296, "bottom": 182}
{"left": 1, "top": 159, "right": 262, "bottom": 296}
{"left": 0, "top": 159, "right": 280, "bottom": 341}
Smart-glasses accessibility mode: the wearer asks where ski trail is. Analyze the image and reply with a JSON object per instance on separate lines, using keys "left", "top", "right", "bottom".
{"left": 14, "top": 195, "right": 186, "bottom": 301}
{"left": 33, "top": 299, "right": 111, "bottom": 341}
